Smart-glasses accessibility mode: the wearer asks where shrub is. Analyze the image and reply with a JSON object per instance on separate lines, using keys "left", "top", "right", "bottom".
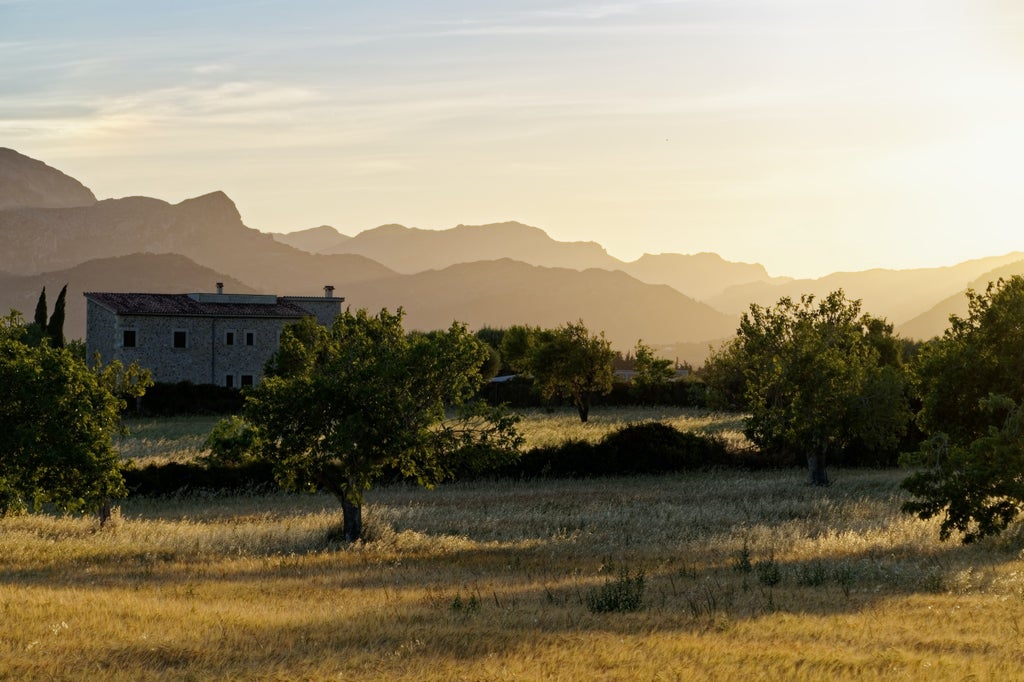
{"left": 136, "top": 382, "right": 244, "bottom": 416}
{"left": 502, "top": 423, "right": 733, "bottom": 479}
{"left": 600, "top": 422, "right": 729, "bottom": 473}
{"left": 123, "top": 461, "right": 277, "bottom": 496}
{"left": 586, "top": 568, "right": 645, "bottom": 613}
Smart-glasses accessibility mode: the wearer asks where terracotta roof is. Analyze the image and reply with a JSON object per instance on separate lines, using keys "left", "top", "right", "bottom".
{"left": 83, "top": 292, "right": 311, "bottom": 319}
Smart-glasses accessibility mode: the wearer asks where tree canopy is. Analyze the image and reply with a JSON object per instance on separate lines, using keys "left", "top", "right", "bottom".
{"left": 26, "top": 284, "right": 67, "bottom": 348}
{"left": 501, "top": 320, "right": 615, "bottom": 422}
{"left": 631, "top": 339, "right": 676, "bottom": 404}
{"left": 902, "top": 277, "right": 1024, "bottom": 542}
{"left": 230, "top": 310, "right": 521, "bottom": 542}
{"left": 0, "top": 311, "right": 145, "bottom": 517}
{"left": 705, "top": 290, "right": 910, "bottom": 485}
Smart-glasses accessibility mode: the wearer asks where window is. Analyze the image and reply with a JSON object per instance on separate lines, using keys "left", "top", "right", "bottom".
{"left": 225, "top": 331, "right": 235, "bottom": 346}
{"left": 173, "top": 330, "right": 187, "bottom": 348}
{"left": 225, "top": 375, "right": 235, "bottom": 389}
{"left": 240, "top": 374, "right": 254, "bottom": 387}
{"left": 122, "top": 330, "right": 136, "bottom": 348}
{"left": 245, "top": 331, "right": 255, "bottom": 346}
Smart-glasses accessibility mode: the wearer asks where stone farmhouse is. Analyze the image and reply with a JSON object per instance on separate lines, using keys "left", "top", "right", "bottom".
{"left": 84, "top": 284, "right": 343, "bottom": 386}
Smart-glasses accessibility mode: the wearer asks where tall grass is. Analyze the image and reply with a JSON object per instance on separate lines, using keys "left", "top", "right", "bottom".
{"left": 6, "top": 411, "right": 1018, "bottom": 679}
{"left": 112, "top": 407, "right": 751, "bottom": 465}
{"left": 113, "top": 416, "right": 222, "bottom": 465}
{"left": 515, "top": 406, "right": 749, "bottom": 451}
{"left": 4, "top": 460, "right": 1024, "bottom": 679}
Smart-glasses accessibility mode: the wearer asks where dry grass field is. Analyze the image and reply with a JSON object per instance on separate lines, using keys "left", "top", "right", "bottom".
{"left": 3, "top": 408, "right": 1024, "bottom": 680}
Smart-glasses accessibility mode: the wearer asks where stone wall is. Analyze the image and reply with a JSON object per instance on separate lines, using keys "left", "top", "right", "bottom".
{"left": 88, "top": 309, "right": 296, "bottom": 385}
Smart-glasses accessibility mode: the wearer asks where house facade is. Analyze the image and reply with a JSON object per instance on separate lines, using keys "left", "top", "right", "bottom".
{"left": 84, "top": 285, "right": 343, "bottom": 386}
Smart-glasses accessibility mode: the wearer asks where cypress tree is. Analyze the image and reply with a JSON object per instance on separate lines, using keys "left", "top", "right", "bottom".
{"left": 46, "top": 284, "right": 67, "bottom": 348}
{"left": 33, "top": 287, "right": 47, "bottom": 329}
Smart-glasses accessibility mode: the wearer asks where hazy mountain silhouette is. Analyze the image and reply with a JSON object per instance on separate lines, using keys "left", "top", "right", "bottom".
{"left": 0, "top": 253, "right": 257, "bottom": 341}
{"left": 706, "top": 253, "right": 1024, "bottom": 327}
{"left": 343, "top": 259, "right": 738, "bottom": 351}
{"left": 316, "top": 221, "right": 622, "bottom": 273}
{"left": 3, "top": 147, "right": 1021, "bottom": 352}
{"left": 269, "top": 221, "right": 776, "bottom": 299}
{"left": 621, "top": 252, "right": 782, "bottom": 301}
{"left": 0, "top": 147, "right": 96, "bottom": 210}
{"left": 0, "top": 151, "right": 741, "bottom": 351}
{"left": 273, "top": 225, "right": 351, "bottom": 253}
{"left": 0, "top": 186, "right": 395, "bottom": 290}
{"left": 897, "top": 259, "right": 1024, "bottom": 340}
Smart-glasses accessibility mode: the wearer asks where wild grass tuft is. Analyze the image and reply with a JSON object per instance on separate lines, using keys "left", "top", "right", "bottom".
{"left": 586, "top": 566, "right": 646, "bottom": 613}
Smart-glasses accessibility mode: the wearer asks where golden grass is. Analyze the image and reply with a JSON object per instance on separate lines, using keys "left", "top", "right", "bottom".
{"left": 4, "top": 461, "right": 1024, "bottom": 680}
{"left": 113, "top": 416, "right": 223, "bottom": 466}
{"left": 514, "top": 406, "right": 748, "bottom": 450}
{"left": 112, "top": 407, "right": 750, "bottom": 468}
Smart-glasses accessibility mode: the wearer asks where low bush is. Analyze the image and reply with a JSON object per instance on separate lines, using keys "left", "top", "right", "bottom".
{"left": 135, "top": 382, "right": 244, "bottom": 416}
{"left": 123, "top": 460, "right": 277, "bottom": 496}
{"left": 586, "top": 567, "right": 646, "bottom": 613}
{"left": 504, "top": 422, "right": 736, "bottom": 479}
{"left": 601, "top": 422, "right": 728, "bottom": 472}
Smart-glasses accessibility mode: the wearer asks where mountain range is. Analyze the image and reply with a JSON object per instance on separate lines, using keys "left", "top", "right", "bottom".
{"left": 2, "top": 147, "right": 1021, "bottom": 365}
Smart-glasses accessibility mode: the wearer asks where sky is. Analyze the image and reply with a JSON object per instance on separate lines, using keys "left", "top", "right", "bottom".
{"left": 3, "top": 1, "right": 1024, "bottom": 279}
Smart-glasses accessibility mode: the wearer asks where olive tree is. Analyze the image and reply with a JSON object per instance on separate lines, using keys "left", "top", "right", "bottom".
{"left": 501, "top": 321, "right": 615, "bottom": 422}
{"left": 0, "top": 312, "right": 146, "bottom": 517}
{"left": 631, "top": 339, "right": 675, "bottom": 404}
{"left": 235, "top": 310, "right": 521, "bottom": 542}
{"left": 705, "top": 291, "right": 910, "bottom": 485}
{"left": 902, "top": 277, "right": 1024, "bottom": 541}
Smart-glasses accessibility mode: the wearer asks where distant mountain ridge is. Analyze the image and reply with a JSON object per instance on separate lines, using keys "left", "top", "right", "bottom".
{"left": 2, "top": 146, "right": 1022, "bottom": 356}
{"left": 273, "top": 225, "right": 350, "bottom": 253}
{"left": 323, "top": 221, "right": 621, "bottom": 273}
{"left": 0, "top": 149, "right": 738, "bottom": 357}
{"left": 897, "top": 258, "right": 1024, "bottom": 340}
{"left": 706, "top": 254, "right": 1024, "bottom": 326}
{"left": 0, "top": 147, "right": 96, "bottom": 210}
{"left": 342, "top": 258, "right": 738, "bottom": 350}
{"left": 0, "top": 253, "right": 258, "bottom": 343}
{"left": 270, "top": 221, "right": 777, "bottom": 300}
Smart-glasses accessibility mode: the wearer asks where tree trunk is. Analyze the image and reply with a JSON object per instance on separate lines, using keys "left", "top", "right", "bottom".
{"left": 575, "top": 394, "right": 590, "bottom": 423}
{"left": 322, "top": 473, "right": 364, "bottom": 543}
{"left": 339, "top": 492, "right": 363, "bottom": 542}
{"left": 807, "top": 453, "right": 829, "bottom": 486}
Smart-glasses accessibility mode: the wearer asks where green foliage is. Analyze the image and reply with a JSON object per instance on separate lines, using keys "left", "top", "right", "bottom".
{"left": 902, "top": 278, "right": 1024, "bottom": 543}
{"left": 502, "top": 321, "right": 615, "bottom": 423}
{"left": 33, "top": 287, "right": 47, "bottom": 330}
{"left": 236, "top": 309, "right": 522, "bottom": 541}
{"left": 706, "top": 290, "right": 911, "bottom": 484}
{"left": 586, "top": 567, "right": 645, "bottom": 613}
{"left": 903, "top": 396, "right": 1024, "bottom": 543}
{"left": 514, "top": 421, "right": 731, "bottom": 478}
{"left": 914, "top": 277, "right": 1024, "bottom": 445}
{"left": 28, "top": 286, "right": 48, "bottom": 345}
{"left": 631, "top": 339, "right": 675, "bottom": 404}
{"left": 123, "top": 459, "right": 276, "bottom": 496}
{"left": 700, "top": 337, "right": 750, "bottom": 411}
{"left": 755, "top": 557, "right": 782, "bottom": 587}
{"left": 92, "top": 355, "right": 153, "bottom": 402}
{"left": 202, "top": 415, "right": 264, "bottom": 467}
{"left": 498, "top": 324, "right": 539, "bottom": 375}
{"left": 46, "top": 284, "right": 67, "bottom": 348}
{"left": 138, "top": 382, "right": 244, "bottom": 416}
{"left": 0, "top": 311, "right": 129, "bottom": 516}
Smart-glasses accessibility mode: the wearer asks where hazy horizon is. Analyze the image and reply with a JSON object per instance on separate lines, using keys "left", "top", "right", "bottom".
{"left": 4, "top": 1, "right": 1023, "bottom": 279}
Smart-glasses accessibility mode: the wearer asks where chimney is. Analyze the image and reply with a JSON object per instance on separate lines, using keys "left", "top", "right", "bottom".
{"left": 324, "top": 285, "right": 334, "bottom": 298}
{"left": 216, "top": 282, "right": 224, "bottom": 294}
